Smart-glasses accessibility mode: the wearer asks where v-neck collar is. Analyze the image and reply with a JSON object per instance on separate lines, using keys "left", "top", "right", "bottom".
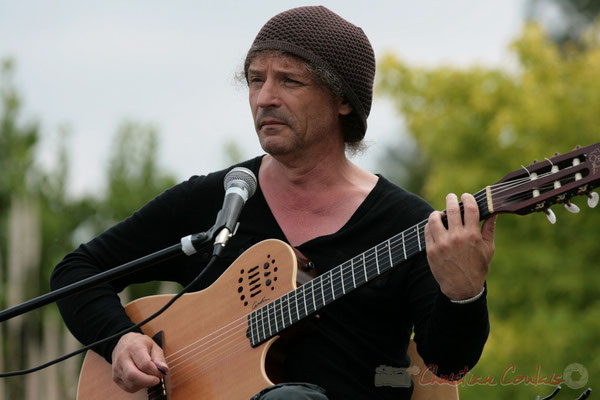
{"left": 248, "top": 155, "right": 384, "bottom": 250}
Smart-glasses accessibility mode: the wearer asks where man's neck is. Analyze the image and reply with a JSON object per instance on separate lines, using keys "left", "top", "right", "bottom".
{"left": 259, "top": 149, "right": 377, "bottom": 211}
{"left": 263, "top": 151, "right": 352, "bottom": 188}
{"left": 258, "top": 150, "right": 378, "bottom": 246}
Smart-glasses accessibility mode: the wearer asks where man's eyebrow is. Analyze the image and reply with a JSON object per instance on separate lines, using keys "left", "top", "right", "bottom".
{"left": 247, "top": 67, "right": 308, "bottom": 77}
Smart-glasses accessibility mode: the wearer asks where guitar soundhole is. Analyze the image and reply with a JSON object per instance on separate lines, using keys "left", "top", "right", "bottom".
{"left": 238, "top": 253, "right": 279, "bottom": 307}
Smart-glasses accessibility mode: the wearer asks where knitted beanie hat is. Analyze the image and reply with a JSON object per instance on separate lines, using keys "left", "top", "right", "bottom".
{"left": 245, "top": 6, "right": 376, "bottom": 142}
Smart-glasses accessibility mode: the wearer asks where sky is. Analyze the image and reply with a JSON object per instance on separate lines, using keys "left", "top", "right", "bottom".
{"left": 0, "top": 0, "right": 527, "bottom": 196}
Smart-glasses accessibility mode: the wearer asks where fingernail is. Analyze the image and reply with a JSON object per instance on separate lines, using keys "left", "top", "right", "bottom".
{"left": 157, "top": 366, "right": 167, "bottom": 375}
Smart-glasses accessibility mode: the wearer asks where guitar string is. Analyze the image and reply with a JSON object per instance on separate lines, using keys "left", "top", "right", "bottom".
{"left": 163, "top": 175, "right": 579, "bottom": 382}
{"left": 162, "top": 169, "right": 575, "bottom": 364}
{"left": 166, "top": 218, "right": 432, "bottom": 388}
{"left": 164, "top": 218, "right": 423, "bottom": 377}
{"left": 166, "top": 231, "right": 413, "bottom": 387}
{"left": 164, "top": 182, "right": 572, "bottom": 389}
{"left": 165, "top": 175, "right": 578, "bottom": 381}
{"left": 165, "top": 177, "right": 559, "bottom": 387}
{"left": 168, "top": 174, "right": 588, "bottom": 389}
{"left": 486, "top": 165, "right": 581, "bottom": 197}
{"left": 161, "top": 174, "right": 582, "bottom": 383}
{"left": 164, "top": 183, "right": 491, "bottom": 364}
{"left": 142, "top": 163, "right": 593, "bottom": 390}
{"left": 166, "top": 218, "right": 440, "bottom": 380}
{"left": 167, "top": 337, "right": 253, "bottom": 389}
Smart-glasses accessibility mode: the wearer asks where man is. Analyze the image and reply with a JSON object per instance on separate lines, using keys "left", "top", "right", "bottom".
{"left": 51, "top": 6, "right": 495, "bottom": 399}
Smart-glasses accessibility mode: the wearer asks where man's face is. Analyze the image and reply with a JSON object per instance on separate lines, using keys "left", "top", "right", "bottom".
{"left": 247, "top": 53, "right": 350, "bottom": 157}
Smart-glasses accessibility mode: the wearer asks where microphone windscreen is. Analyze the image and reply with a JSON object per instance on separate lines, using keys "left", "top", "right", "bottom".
{"left": 224, "top": 167, "right": 257, "bottom": 198}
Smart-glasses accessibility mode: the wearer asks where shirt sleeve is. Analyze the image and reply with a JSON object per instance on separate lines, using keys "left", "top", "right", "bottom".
{"left": 378, "top": 178, "right": 490, "bottom": 379}
{"left": 50, "top": 174, "right": 221, "bottom": 362}
{"left": 408, "top": 254, "right": 490, "bottom": 379}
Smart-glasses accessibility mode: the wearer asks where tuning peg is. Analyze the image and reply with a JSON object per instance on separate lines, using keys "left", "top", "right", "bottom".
{"left": 564, "top": 201, "right": 580, "bottom": 213}
{"left": 544, "top": 208, "right": 557, "bottom": 224}
{"left": 587, "top": 192, "right": 599, "bottom": 208}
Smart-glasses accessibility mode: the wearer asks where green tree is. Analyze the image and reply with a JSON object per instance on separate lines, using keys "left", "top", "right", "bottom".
{"left": 378, "top": 22, "right": 600, "bottom": 399}
{"left": 0, "top": 58, "right": 44, "bottom": 399}
{"left": 527, "top": 0, "right": 600, "bottom": 48}
{"left": 0, "top": 58, "right": 179, "bottom": 398}
{"left": 96, "top": 121, "right": 178, "bottom": 300}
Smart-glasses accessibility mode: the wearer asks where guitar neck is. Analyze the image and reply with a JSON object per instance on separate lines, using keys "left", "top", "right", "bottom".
{"left": 247, "top": 188, "right": 491, "bottom": 346}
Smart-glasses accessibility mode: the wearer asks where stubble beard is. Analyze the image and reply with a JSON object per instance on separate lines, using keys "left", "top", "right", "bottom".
{"left": 257, "top": 127, "right": 301, "bottom": 156}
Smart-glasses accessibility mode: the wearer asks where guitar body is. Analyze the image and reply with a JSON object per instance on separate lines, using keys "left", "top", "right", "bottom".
{"left": 77, "top": 239, "right": 298, "bottom": 400}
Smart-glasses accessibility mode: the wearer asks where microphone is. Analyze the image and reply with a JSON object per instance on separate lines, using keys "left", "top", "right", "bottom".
{"left": 212, "top": 167, "right": 257, "bottom": 255}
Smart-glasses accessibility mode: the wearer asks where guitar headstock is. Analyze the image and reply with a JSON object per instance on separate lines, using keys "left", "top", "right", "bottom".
{"left": 488, "top": 143, "right": 600, "bottom": 221}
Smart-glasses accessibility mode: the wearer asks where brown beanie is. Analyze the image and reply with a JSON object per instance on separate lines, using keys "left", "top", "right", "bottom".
{"left": 245, "top": 6, "right": 375, "bottom": 142}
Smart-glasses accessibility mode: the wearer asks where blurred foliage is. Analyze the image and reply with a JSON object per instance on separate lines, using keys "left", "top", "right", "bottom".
{"left": 0, "top": 58, "right": 177, "bottom": 398}
{"left": 223, "top": 137, "right": 246, "bottom": 166}
{"left": 527, "top": 0, "right": 600, "bottom": 49}
{"left": 378, "top": 22, "right": 600, "bottom": 399}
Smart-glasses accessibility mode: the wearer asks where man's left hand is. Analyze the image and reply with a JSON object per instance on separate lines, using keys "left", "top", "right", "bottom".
{"left": 424, "top": 193, "right": 497, "bottom": 301}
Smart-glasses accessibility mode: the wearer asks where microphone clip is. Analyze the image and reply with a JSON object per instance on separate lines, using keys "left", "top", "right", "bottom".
{"left": 212, "top": 222, "right": 240, "bottom": 257}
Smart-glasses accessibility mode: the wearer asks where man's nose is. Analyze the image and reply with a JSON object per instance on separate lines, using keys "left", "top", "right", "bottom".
{"left": 256, "top": 79, "right": 282, "bottom": 108}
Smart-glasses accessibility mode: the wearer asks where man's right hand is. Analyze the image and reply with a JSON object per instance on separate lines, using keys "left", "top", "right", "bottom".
{"left": 111, "top": 332, "right": 168, "bottom": 393}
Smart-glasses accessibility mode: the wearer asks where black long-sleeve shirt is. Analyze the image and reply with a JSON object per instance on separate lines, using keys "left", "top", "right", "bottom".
{"left": 51, "top": 156, "right": 489, "bottom": 399}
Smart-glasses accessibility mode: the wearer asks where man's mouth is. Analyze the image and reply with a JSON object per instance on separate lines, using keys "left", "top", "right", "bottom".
{"left": 259, "top": 119, "right": 287, "bottom": 128}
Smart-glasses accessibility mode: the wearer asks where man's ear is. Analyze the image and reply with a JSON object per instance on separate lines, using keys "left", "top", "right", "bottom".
{"left": 338, "top": 99, "right": 352, "bottom": 116}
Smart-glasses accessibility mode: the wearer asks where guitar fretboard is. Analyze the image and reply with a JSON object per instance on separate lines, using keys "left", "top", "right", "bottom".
{"left": 247, "top": 188, "right": 490, "bottom": 347}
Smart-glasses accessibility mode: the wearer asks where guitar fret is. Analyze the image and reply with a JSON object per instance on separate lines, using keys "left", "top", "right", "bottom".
{"left": 272, "top": 302, "right": 278, "bottom": 333}
{"left": 378, "top": 242, "right": 391, "bottom": 272}
{"left": 301, "top": 286, "right": 308, "bottom": 317}
{"left": 387, "top": 239, "right": 393, "bottom": 267}
{"left": 260, "top": 307, "right": 266, "bottom": 341}
{"left": 330, "top": 269, "right": 336, "bottom": 301}
{"left": 249, "top": 312, "right": 256, "bottom": 345}
{"left": 363, "top": 253, "right": 368, "bottom": 282}
{"left": 310, "top": 280, "right": 317, "bottom": 312}
{"left": 354, "top": 256, "right": 366, "bottom": 286}
{"left": 254, "top": 311, "right": 260, "bottom": 344}
{"left": 401, "top": 231, "right": 407, "bottom": 260}
{"left": 375, "top": 245, "right": 380, "bottom": 275}
{"left": 266, "top": 304, "right": 273, "bottom": 337}
{"left": 417, "top": 223, "right": 422, "bottom": 251}
{"left": 351, "top": 259, "right": 356, "bottom": 288}
{"left": 256, "top": 312, "right": 262, "bottom": 343}
{"left": 279, "top": 298, "right": 285, "bottom": 329}
{"left": 294, "top": 290, "right": 300, "bottom": 321}
{"left": 286, "top": 294, "right": 293, "bottom": 327}
{"left": 341, "top": 265, "right": 346, "bottom": 294}
{"left": 320, "top": 275, "right": 326, "bottom": 305}
{"left": 344, "top": 261, "right": 354, "bottom": 292}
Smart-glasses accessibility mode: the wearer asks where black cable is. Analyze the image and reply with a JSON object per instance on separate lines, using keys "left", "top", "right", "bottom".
{"left": 539, "top": 385, "right": 562, "bottom": 400}
{"left": 575, "top": 388, "right": 592, "bottom": 400}
{"left": 0, "top": 254, "right": 219, "bottom": 378}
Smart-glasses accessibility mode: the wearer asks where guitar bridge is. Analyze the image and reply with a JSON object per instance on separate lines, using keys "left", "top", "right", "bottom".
{"left": 147, "top": 331, "right": 168, "bottom": 400}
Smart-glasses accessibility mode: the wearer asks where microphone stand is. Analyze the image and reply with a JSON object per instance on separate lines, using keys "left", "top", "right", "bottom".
{"left": 0, "top": 230, "right": 215, "bottom": 323}
{"left": 0, "top": 166, "right": 256, "bottom": 324}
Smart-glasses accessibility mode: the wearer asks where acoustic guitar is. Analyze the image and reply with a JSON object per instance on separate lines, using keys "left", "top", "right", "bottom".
{"left": 77, "top": 143, "right": 600, "bottom": 399}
